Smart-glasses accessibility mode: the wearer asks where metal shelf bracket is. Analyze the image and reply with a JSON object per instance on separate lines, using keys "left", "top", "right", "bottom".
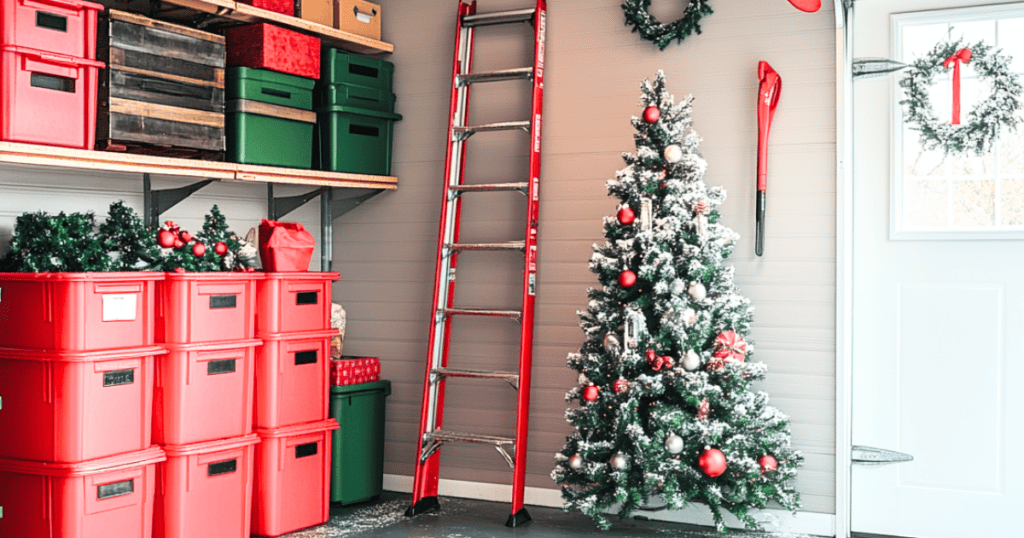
{"left": 143, "top": 173, "right": 216, "bottom": 229}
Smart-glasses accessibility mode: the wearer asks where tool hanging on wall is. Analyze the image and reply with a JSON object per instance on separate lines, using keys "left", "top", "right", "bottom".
{"left": 756, "top": 61, "right": 781, "bottom": 257}
{"left": 406, "top": 0, "right": 546, "bottom": 528}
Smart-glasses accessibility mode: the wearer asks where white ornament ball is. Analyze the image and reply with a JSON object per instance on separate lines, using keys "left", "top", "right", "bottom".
{"left": 663, "top": 144, "right": 683, "bottom": 163}
{"left": 671, "top": 280, "right": 685, "bottom": 295}
{"left": 665, "top": 434, "right": 684, "bottom": 454}
{"left": 603, "top": 333, "right": 621, "bottom": 353}
{"left": 688, "top": 282, "right": 707, "bottom": 302}
{"left": 569, "top": 454, "right": 583, "bottom": 470}
{"left": 682, "top": 350, "right": 701, "bottom": 372}
{"left": 610, "top": 452, "right": 628, "bottom": 470}
{"left": 682, "top": 308, "right": 697, "bottom": 327}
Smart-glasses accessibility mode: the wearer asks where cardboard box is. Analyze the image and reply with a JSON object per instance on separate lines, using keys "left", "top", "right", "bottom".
{"left": 297, "top": 0, "right": 335, "bottom": 28}
{"left": 336, "top": 0, "right": 380, "bottom": 40}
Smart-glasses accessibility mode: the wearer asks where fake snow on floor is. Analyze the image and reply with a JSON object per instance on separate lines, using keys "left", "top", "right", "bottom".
{"left": 285, "top": 500, "right": 407, "bottom": 537}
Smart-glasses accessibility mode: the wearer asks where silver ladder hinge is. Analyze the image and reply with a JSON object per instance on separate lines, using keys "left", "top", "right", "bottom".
{"left": 852, "top": 445, "right": 914, "bottom": 465}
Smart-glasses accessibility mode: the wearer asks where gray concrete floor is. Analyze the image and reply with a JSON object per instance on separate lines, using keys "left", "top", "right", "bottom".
{"left": 281, "top": 492, "right": 818, "bottom": 538}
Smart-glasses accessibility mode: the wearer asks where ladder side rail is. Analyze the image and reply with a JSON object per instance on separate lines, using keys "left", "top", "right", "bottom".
{"left": 411, "top": 0, "right": 477, "bottom": 510}
{"left": 509, "top": 0, "right": 546, "bottom": 520}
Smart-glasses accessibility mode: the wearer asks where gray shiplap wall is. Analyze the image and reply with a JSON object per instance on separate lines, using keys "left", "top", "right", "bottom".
{"left": 334, "top": 0, "right": 837, "bottom": 514}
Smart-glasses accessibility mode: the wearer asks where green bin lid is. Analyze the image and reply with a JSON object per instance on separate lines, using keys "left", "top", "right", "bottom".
{"left": 316, "top": 105, "right": 402, "bottom": 121}
{"left": 227, "top": 67, "right": 316, "bottom": 90}
{"left": 330, "top": 379, "right": 392, "bottom": 396}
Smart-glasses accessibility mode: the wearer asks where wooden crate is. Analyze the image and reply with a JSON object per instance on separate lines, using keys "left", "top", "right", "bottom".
{"left": 96, "top": 10, "right": 226, "bottom": 156}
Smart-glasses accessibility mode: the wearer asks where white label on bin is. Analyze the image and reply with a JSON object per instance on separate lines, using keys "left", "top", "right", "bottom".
{"left": 102, "top": 294, "right": 137, "bottom": 322}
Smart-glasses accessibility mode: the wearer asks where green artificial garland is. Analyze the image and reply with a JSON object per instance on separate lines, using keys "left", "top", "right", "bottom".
{"left": 622, "top": 0, "right": 713, "bottom": 50}
{"left": 899, "top": 38, "right": 1022, "bottom": 155}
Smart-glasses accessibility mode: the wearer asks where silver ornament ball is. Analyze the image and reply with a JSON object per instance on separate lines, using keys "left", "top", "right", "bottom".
{"left": 671, "top": 280, "right": 685, "bottom": 295}
{"left": 688, "top": 282, "right": 707, "bottom": 302}
{"left": 663, "top": 144, "right": 683, "bottom": 163}
{"left": 682, "top": 350, "right": 701, "bottom": 372}
{"left": 665, "top": 434, "right": 684, "bottom": 454}
{"left": 569, "top": 454, "right": 583, "bottom": 470}
{"left": 603, "top": 333, "right": 621, "bottom": 353}
{"left": 610, "top": 452, "right": 629, "bottom": 470}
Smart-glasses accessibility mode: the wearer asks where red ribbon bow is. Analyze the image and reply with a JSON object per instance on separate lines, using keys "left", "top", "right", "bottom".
{"left": 943, "top": 48, "right": 972, "bottom": 125}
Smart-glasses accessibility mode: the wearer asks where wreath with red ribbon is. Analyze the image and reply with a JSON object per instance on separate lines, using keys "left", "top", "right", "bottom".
{"left": 899, "top": 38, "right": 1022, "bottom": 155}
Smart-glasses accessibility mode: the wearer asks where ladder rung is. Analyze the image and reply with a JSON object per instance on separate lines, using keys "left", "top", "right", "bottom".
{"left": 431, "top": 367, "right": 520, "bottom": 385}
{"left": 453, "top": 121, "right": 530, "bottom": 141}
{"left": 444, "top": 308, "right": 522, "bottom": 319}
{"left": 462, "top": 8, "right": 536, "bottom": 27}
{"left": 457, "top": 67, "right": 533, "bottom": 87}
{"left": 425, "top": 430, "right": 515, "bottom": 446}
{"left": 449, "top": 241, "right": 525, "bottom": 252}
{"left": 450, "top": 183, "right": 529, "bottom": 194}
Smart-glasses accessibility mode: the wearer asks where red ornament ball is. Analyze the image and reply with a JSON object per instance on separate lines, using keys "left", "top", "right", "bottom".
{"left": 613, "top": 379, "right": 628, "bottom": 393}
{"left": 192, "top": 242, "right": 206, "bottom": 257}
{"left": 698, "top": 448, "right": 727, "bottom": 477}
{"left": 582, "top": 385, "right": 599, "bottom": 402}
{"left": 173, "top": 238, "right": 185, "bottom": 249}
{"left": 617, "top": 207, "right": 636, "bottom": 225}
{"left": 179, "top": 231, "right": 193, "bottom": 243}
{"left": 157, "top": 229, "right": 177, "bottom": 248}
{"left": 214, "top": 241, "right": 229, "bottom": 256}
{"left": 618, "top": 270, "right": 637, "bottom": 288}
{"left": 759, "top": 454, "right": 778, "bottom": 475}
{"left": 646, "top": 349, "right": 657, "bottom": 361}
{"left": 642, "top": 106, "right": 661, "bottom": 123}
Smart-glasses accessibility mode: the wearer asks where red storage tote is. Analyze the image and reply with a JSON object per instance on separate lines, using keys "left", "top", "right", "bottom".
{"left": 252, "top": 419, "right": 338, "bottom": 537}
{"left": 153, "top": 339, "right": 261, "bottom": 446}
{"left": 154, "top": 434, "right": 259, "bottom": 538}
{"left": 255, "top": 272, "right": 338, "bottom": 335}
{"left": 238, "top": 0, "right": 293, "bottom": 16}
{"left": 0, "top": 272, "right": 162, "bottom": 351}
{"left": 224, "top": 23, "right": 320, "bottom": 79}
{"left": 155, "top": 272, "right": 262, "bottom": 344}
{"left": 254, "top": 329, "right": 335, "bottom": 428}
{"left": 0, "top": 45, "right": 103, "bottom": 148}
{"left": 1, "top": 0, "right": 103, "bottom": 59}
{"left": 0, "top": 446, "right": 165, "bottom": 538}
{"left": 0, "top": 345, "right": 162, "bottom": 462}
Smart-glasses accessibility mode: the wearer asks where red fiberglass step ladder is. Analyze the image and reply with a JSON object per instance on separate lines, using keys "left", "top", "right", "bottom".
{"left": 405, "top": 0, "right": 546, "bottom": 528}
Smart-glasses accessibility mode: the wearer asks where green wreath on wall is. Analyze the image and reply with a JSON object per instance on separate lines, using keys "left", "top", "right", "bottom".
{"left": 622, "top": 0, "right": 713, "bottom": 50}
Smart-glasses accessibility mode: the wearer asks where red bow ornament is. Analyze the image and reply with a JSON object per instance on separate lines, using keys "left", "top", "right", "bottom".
{"left": 943, "top": 48, "right": 972, "bottom": 125}
{"left": 709, "top": 331, "right": 748, "bottom": 370}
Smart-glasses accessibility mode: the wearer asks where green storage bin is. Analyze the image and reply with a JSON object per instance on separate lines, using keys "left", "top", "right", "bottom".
{"left": 227, "top": 99, "right": 316, "bottom": 168}
{"left": 317, "top": 105, "right": 402, "bottom": 176}
{"left": 329, "top": 380, "right": 391, "bottom": 505}
{"left": 318, "top": 83, "right": 396, "bottom": 113}
{"left": 321, "top": 49, "right": 394, "bottom": 93}
{"left": 226, "top": 67, "right": 316, "bottom": 110}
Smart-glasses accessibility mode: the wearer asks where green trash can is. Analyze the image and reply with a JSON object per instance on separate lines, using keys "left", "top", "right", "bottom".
{"left": 329, "top": 380, "right": 391, "bottom": 504}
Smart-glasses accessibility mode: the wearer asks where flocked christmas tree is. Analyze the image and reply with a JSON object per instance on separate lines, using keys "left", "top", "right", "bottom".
{"left": 552, "top": 71, "right": 801, "bottom": 531}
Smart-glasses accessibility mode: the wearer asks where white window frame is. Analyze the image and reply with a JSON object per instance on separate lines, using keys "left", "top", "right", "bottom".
{"left": 890, "top": 2, "right": 1024, "bottom": 240}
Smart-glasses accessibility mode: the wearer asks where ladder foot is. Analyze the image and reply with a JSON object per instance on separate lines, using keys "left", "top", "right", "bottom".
{"left": 505, "top": 508, "right": 532, "bottom": 528}
{"left": 406, "top": 497, "right": 441, "bottom": 517}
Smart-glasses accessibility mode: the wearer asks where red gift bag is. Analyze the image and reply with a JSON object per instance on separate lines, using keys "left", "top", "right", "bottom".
{"left": 259, "top": 219, "right": 315, "bottom": 272}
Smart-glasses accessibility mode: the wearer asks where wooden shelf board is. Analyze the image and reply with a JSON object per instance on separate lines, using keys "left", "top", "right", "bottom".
{"left": 0, "top": 142, "right": 398, "bottom": 190}
{"left": 161, "top": 0, "right": 393, "bottom": 54}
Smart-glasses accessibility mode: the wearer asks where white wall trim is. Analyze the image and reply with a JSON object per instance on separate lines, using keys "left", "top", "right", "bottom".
{"left": 384, "top": 474, "right": 835, "bottom": 536}
{"left": 835, "top": 2, "right": 854, "bottom": 537}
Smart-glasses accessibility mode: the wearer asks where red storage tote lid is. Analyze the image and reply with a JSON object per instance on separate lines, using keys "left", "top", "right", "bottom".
{"left": 260, "top": 272, "right": 339, "bottom": 280}
{"left": 162, "top": 433, "right": 260, "bottom": 456}
{"left": 160, "top": 338, "right": 262, "bottom": 353}
{"left": 0, "top": 44, "right": 105, "bottom": 67}
{"left": 0, "top": 344, "right": 167, "bottom": 362}
{"left": 0, "top": 271, "right": 163, "bottom": 282}
{"left": 162, "top": 271, "right": 266, "bottom": 283}
{"left": 260, "top": 328, "right": 338, "bottom": 343}
{"left": 0, "top": 446, "right": 166, "bottom": 476}
{"left": 255, "top": 418, "right": 338, "bottom": 438}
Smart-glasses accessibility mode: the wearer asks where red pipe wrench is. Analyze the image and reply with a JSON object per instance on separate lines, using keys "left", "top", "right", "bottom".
{"left": 756, "top": 61, "right": 781, "bottom": 257}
